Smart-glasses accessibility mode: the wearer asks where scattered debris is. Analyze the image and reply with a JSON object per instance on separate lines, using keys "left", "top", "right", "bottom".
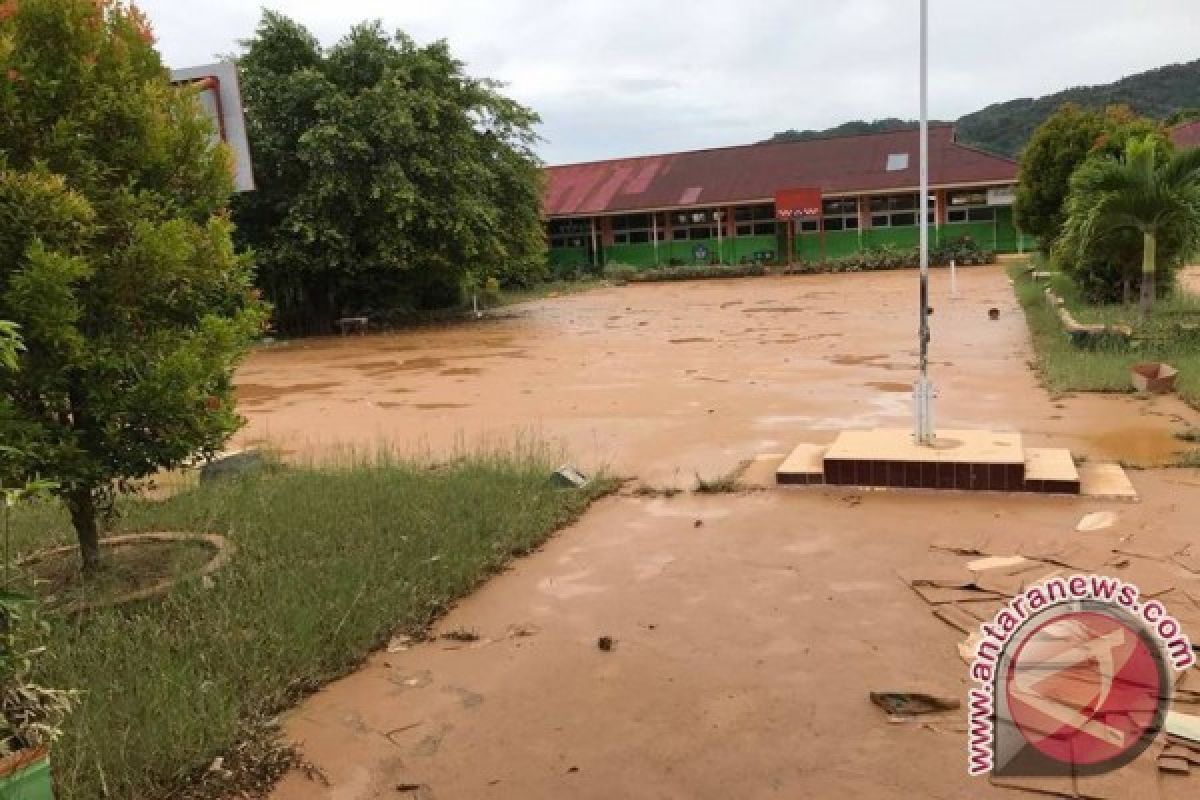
{"left": 1075, "top": 510, "right": 1117, "bottom": 532}
{"left": 958, "top": 632, "right": 982, "bottom": 664}
{"left": 395, "top": 783, "right": 423, "bottom": 792}
{"left": 440, "top": 628, "right": 480, "bottom": 643}
{"left": 1166, "top": 710, "right": 1200, "bottom": 745}
{"left": 694, "top": 519, "right": 704, "bottom": 528}
{"left": 988, "top": 308, "right": 1000, "bottom": 320}
{"left": 387, "top": 635, "right": 414, "bottom": 653}
{"left": 596, "top": 635, "right": 615, "bottom": 652}
{"left": 1131, "top": 362, "right": 1178, "bottom": 394}
{"left": 966, "top": 555, "right": 1028, "bottom": 572}
{"left": 933, "top": 604, "right": 981, "bottom": 635}
{"left": 869, "top": 691, "right": 960, "bottom": 717}
{"left": 505, "top": 623, "right": 540, "bottom": 638}
{"left": 550, "top": 464, "right": 590, "bottom": 489}
{"left": 1159, "top": 755, "right": 1191, "bottom": 775}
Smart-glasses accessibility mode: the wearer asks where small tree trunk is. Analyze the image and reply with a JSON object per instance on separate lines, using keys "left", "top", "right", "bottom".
{"left": 1138, "top": 230, "right": 1156, "bottom": 319}
{"left": 66, "top": 487, "right": 102, "bottom": 574}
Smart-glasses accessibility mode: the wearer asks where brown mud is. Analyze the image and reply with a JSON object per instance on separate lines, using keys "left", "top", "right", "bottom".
{"left": 235, "top": 267, "right": 1197, "bottom": 483}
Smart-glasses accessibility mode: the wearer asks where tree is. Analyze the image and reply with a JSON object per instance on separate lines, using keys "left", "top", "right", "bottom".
{"left": 233, "top": 13, "right": 546, "bottom": 334}
{"left": 1059, "top": 135, "right": 1200, "bottom": 316}
{"left": 0, "top": 0, "right": 266, "bottom": 571}
{"left": 1014, "top": 104, "right": 1164, "bottom": 249}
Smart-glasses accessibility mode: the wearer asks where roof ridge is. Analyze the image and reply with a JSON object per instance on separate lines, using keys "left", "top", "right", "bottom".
{"left": 547, "top": 123, "right": 957, "bottom": 170}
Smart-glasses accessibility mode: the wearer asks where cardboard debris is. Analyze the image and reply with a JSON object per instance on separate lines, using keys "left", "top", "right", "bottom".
{"left": 958, "top": 599, "right": 1007, "bottom": 622}
{"left": 958, "top": 632, "right": 982, "bottom": 664}
{"left": 1163, "top": 744, "right": 1200, "bottom": 767}
{"left": 1076, "top": 511, "right": 1117, "bottom": 532}
{"left": 933, "top": 604, "right": 980, "bottom": 635}
{"left": 967, "top": 555, "right": 1030, "bottom": 572}
{"left": 1166, "top": 711, "right": 1200, "bottom": 745}
{"left": 911, "top": 585, "right": 1005, "bottom": 605}
{"left": 1158, "top": 755, "right": 1191, "bottom": 776}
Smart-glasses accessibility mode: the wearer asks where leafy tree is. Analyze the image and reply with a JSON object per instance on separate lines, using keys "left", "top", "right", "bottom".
{"left": 0, "top": 0, "right": 266, "bottom": 571}
{"left": 1058, "top": 135, "right": 1200, "bottom": 315}
{"left": 1014, "top": 105, "right": 1164, "bottom": 249}
{"left": 234, "top": 13, "right": 546, "bottom": 334}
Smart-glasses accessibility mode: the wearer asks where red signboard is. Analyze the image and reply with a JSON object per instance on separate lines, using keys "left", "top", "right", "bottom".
{"left": 774, "top": 187, "right": 822, "bottom": 220}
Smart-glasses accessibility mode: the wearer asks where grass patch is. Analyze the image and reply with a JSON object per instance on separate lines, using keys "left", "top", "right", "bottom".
{"left": 6, "top": 452, "right": 614, "bottom": 799}
{"left": 692, "top": 470, "right": 743, "bottom": 494}
{"left": 1009, "top": 263, "right": 1200, "bottom": 407}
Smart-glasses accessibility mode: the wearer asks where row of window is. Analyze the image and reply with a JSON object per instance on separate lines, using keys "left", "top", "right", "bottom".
{"left": 550, "top": 192, "right": 1003, "bottom": 247}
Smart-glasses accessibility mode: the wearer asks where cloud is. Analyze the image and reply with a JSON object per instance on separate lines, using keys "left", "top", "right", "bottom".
{"left": 138, "top": 0, "right": 1200, "bottom": 164}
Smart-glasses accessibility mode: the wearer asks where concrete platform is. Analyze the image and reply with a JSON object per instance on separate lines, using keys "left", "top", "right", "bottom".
{"left": 775, "top": 444, "right": 826, "bottom": 485}
{"left": 1023, "top": 447, "right": 1081, "bottom": 495}
{"left": 822, "top": 428, "right": 1026, "bottom": 491}
{"left": 1078, "top": 462, "right": 1140, "bottom": 501}
{"left": 776, "top": 428, "right": 1114, "bottom": 497}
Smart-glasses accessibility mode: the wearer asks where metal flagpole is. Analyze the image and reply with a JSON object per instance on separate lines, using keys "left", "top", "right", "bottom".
{"left": 914, "top": 0, "right": 935, "bottom": 445}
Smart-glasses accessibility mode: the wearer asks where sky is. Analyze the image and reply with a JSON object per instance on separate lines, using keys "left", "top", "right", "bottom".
{"left": 139, "top": 0, "right": 1200, "bottom": 165}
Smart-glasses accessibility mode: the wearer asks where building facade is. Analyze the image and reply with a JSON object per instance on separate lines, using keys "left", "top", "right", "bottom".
{"left": 543, "top": 124, "right": 1037, "bottom": 270}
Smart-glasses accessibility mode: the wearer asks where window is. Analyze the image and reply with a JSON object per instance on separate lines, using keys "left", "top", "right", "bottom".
{"left": 611, "top": 212, "right": 666, "bottom": 245}
{"left": 886, "top": 153, "right": 910, "bottom": 171}
{"left": 735, "top": 204, "right": 775, "bottom": 222}
{"left": 820, "top": 197, "right": 859, "bottom": 233}
{"left": 799, "top": 219, "right": 819, "bottom": 233}
{"left": 945, "top": 190, "right": 997, "bottom": 224}
{"left": 867, "top": 194, "right": 935, "bottom": 227}
{"left": 547, "top": 218, "right": 590, "bottom": 249}
{"left": 670, "top": 208, "right": 723, "bottom": 240}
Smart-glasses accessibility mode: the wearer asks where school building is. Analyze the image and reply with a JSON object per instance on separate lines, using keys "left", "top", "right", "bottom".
{"left": 543, "top": 124, "right": 1036, "bottom": 270}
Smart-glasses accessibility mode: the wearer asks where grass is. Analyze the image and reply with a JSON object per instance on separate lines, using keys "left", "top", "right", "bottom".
{"left": 1009, "top": 262, "right": 1200, "bottom": 408}
{"left": 692, "top": 470, "right": 743, "bottom": 494}
{"left": 6, "top": 450, "right": 614, "bottom": 799}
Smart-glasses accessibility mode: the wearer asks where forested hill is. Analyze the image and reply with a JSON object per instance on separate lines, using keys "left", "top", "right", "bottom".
{"left": 765, "top": 58, "right": 1200, "bottom": 157}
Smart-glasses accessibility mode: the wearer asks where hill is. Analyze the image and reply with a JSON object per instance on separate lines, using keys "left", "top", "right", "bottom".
{"left": 766, "top": 58, "right": 1200, "bottom": 157}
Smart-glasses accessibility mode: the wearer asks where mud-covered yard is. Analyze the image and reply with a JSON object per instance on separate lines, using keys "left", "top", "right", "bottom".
{"left": 236, "top": 266, "right": 1200, "bottom": 800}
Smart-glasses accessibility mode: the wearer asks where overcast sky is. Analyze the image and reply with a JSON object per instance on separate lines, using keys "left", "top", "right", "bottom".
{"left": 139, "top": 0, "right": 1199, "bottom": 165}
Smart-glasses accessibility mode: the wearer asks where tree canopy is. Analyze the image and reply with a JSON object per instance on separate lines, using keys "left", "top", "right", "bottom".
{"left": 1014, "top": 105, "right": 1165, "bottom": 249}
{"left": 0, "top": 0, "right": 266, "bottom": 569}
{"left": 1057, "top": 135, "right": 1200, "bottom": 311}
{"left": 233, "top": 12, "right": 546, "bottom": 334}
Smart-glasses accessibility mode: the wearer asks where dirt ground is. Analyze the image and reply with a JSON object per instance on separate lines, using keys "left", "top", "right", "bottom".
{"left": 246, "top": 266, "right": 1200, "bottom": 799}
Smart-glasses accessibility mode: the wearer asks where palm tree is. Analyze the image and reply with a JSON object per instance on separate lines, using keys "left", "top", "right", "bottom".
{"left": 1062, "top": 135, "right": 1200, "bottom": 317}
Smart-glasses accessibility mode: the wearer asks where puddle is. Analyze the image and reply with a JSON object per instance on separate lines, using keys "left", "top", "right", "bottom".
{"left": 415, "top": 403, "right": 469, "bottom": 410}
{"left": 440, "top": 367, "right": 482, "bottom": 376}
{"left": 1082, "top": 426, "right": 1185, "bottom": 465}
{"left": 398, "top": 357, "right": 446, "bottom": 371}
{"left": 235, "top": 382, "right": 339, "bottom": 403}
{"left": 669, "top": 337, "right": 713, "bottom": 344}
{"left": 865, "top": 381, "right": 911, "bottom": 393}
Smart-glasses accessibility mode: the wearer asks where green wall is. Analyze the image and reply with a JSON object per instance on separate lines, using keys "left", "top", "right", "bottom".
{"left": 548, "top": 246, "right": 589, "bottom": 269}
{"left": 550, "top": 206, "right": 1037, "bottom": 271}
{"left": 603, "top": 236, "right": 778, "bottom": 268}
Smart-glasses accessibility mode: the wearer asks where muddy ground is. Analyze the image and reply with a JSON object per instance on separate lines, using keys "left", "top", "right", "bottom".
{"left": 244, "top": 266, "right": 1200, "bottom": 799}
{"left": 235, "top": 266, "right": 1197, "bottom": 483}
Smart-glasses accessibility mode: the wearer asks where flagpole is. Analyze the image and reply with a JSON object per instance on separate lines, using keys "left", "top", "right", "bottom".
{"left": 914, "top": 0, "right": 934, "bottom": 444}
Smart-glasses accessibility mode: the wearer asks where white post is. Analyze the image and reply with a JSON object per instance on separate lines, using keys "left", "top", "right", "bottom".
{"left": 652, "top": 213, "right": 660, "bottom": 266}
{"left": 716, "top": 210, "right": 723, "bottom": 263}
{"left": 914, "top": 0, "right": 935, "bottom": 445}
{"left": 950, "top": 258, "right": 957, "bottom": 298}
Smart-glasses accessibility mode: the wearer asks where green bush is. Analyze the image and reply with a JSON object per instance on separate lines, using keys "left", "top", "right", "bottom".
{"left": 791, "top": 237, "right": 994, "bottom": 274}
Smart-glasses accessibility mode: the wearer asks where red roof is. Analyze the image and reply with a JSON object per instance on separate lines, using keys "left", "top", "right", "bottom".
{"left": 544, "top": 124, "right": 1017, "bottom": 217}
{"left": 1170, "top": 119, "right": 1200, "bottom": 149}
